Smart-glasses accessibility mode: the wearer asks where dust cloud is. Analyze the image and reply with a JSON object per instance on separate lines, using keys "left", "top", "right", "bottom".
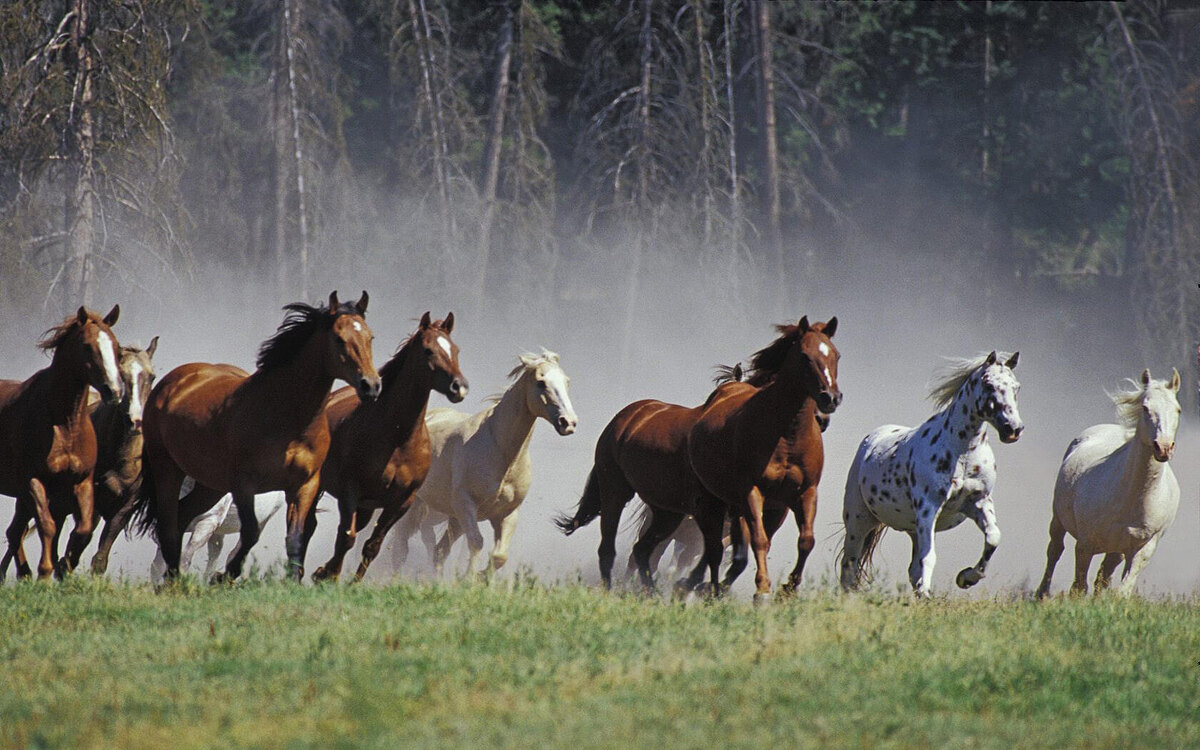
{"left": 1, "top": 217, "right": 1196, "bottom": 598}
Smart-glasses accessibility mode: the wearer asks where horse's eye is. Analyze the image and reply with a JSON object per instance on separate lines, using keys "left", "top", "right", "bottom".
{"left": 536, "top": 380, "right": 547, "bottom": 389}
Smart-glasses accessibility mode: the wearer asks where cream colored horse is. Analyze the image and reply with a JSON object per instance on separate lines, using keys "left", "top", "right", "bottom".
{"left": 1036, "top": 369, "right": 1181, "bottom": 597}
{"left": 392, "top": 351, "right": 577, "bottom": 575}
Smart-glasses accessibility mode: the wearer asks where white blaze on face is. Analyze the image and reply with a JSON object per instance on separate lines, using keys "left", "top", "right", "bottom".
{"left": 818, "top": 342, "right": 830, "bottom": 357}
{"left": 127, "top": 360, "right": 144, "bottom": 423}
{"left": 352, "top": 321, "right": 363, "bottom": 332}
{"left": 437, "top": 336, "right": 452, "bottom": 357}
{"left": 97, "top": 331, "right": 121, "bottom": 393}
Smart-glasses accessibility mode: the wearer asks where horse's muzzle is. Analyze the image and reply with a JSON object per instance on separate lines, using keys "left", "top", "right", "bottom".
{"left": 998, "top": 424, "right": 1023, "bottom": 443}
{"left": 816, "top": 390, "right": 842, "bottom": 415}
{"left": 1153, "top": 441, "right": 1174, "bottom": 462}
{"left": 555, "top": 415, "right": 577, "bottom": 436}
{"left": 448, "top": 378, "right": 469, "bottom": 403}
{"left": 357, "top": 376, "right": 382, "bottom": 402}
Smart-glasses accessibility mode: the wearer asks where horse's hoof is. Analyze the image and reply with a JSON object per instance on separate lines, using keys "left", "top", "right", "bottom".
{"left": 955, "top": 568, "right": 983, "bottom": 589}
{"left": 753, "top": 592, "right": 772, "bottom": 607}
{"left": 311, "top": 567, "right": 336, "bottom": 583}
{"left": 210, "top": 572, "right": 236, "bottom": 585}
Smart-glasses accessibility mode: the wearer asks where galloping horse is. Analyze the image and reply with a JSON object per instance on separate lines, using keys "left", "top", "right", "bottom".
{"left": 685, "top": 317, "right": 841, "bottom": 601}
{"left": 1036, "top": 369, "right": 1180, "bottom": 597}
{"left": 309, "top": 312, "right": 468, "bottom": 582}
{"left": 392, "top": 350, "right": 577, "bottom": 576}
{"left": 556, "top": 318, "right": 839, "bottom": 595}
{"left": 0, "top": 306, "right": 125, "bottom": 579}
{"left": 150, "top": 492, "right": 286, "bottom": 582}
{"left": 840, "top": 351, "right": 1023, "bottom": 597}
{"left": 134, "top": 291, "right": 380, "bottom": 582}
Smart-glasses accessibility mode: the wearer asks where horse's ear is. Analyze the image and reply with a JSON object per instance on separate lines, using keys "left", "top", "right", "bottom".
{"left": 443, "top": 312, "right": 454, "bottom": 334}
{"left": 328, "top": 291, "right": 340, "bottom": 313}
{"left": 797, "top": 316, "right": 810, "bottom": 332}
{"left": 823, "top": 317, "right": 837, "bottom": 338}
{"left": 355, "top": 290, "right": 369, "bottom": 315}
{"left": 1169, "top": 368, "right": 1180, "bottom": 392}
{"left": 102, "top": 304, "right": 120, "bottom": 327}
{"left": 1005, "top": 351, "right": 1019, "bottom": 370}
{"left": 985, "top": 351, "right": 997, "bottom": 366}
{"left": 146, "top": 336, "right": 159, "bottom": 358}
{"left": 1141, "top": 368, "right": 1152, "bottom": 386}
{"left": 420, "top": 311, "right": 432, "bottom": 328}
{"left": 77, "top": 306, "right": 88, "bottom": 324}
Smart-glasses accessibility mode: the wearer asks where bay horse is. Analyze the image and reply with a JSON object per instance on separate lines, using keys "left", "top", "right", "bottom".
{"left": 0, "top": 305, "right": 125, "bottom": 579}
{"left": 150, "top": 491, "right": 286, "bottom": 582}
{"left": 685, "top": 317, "right": 841, "bottom": 601}
{"left": 1036, "top": 369, "right": 1180, "bottom": 597}
{"left": 391, "top": 350, "right": 577, "bottom": 576}
{"left": 555, "top": 318, "right": 838, "bottom": 594}
{"left": 2, "top": 338, "right": 158, "bottom": 577}
{"left": 134, "top": 291, "right": 380, "bottom": 582}
{"left": 840, "top": 351, "right": 1022, "bottom": 597}
{"left": 309, "top": 312, "right": 468, "bottom": 582}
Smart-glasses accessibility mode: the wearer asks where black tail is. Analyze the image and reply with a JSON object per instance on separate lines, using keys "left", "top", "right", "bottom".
{"left": 130, "top": 459, "right": 158, "bottom": 540}
{"left": 553, "top": 468, "right": 603, "bottom": 535}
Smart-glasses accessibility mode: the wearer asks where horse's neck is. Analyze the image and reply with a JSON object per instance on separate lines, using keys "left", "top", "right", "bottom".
{"left": 731, "top": 374, "right": 813, "bottom": 452}
{"left": 482, "top": 378, "right": 537, "bottom": 468}
{"left": 384, "top": 352, "right": 435, "bottom": 442}
{"left": 926, "top": 386, "right": 987, "bottom": 457}
{"left": 1110, "top": 436, "right": 1167, "bottom": 509}
{"left": 46, "top": 352, "right": 91, "bottom": 426}
{"left": 250, "top": 339, "right": 336, "bottom": 430}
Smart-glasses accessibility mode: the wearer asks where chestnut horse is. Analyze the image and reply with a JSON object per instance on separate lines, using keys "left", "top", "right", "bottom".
{"left": 0, "top": 306, "right": 125, "bottom": 579}
{"left": 1, "top": 338, "right": 158, "bottom": 577}
{"left": 555, "top": 319, "right": 838, "bottom": 594}
{"left": 309, "top": 312, "right": 467, "bottom": 582}
{"left": 133, "top": 291, "right": 380, "bottom": 582}
{"left": 685, "top": 317, "right": 840, "bottom": 601}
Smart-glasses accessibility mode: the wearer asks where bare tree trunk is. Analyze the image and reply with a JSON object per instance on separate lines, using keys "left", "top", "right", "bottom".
{"left": 621, "top": 0, "right": 654, "bottom": 388}
{"left": 723, "top": 0, "right": 741, "bottom": 274}
{"left": 753, "top": 0, "right": 782, "bottom": 310}
{"left": 282, "top": 0, "right": 310, "bottom": 298}
{"left": 64, "top": 0, "right": 96, "bottom": 310}
{"left": 475, "top": 0, "right": 515, "bottom": 304}
{"left": 272, "top": 20, "right": 290, "bottom": 300}
{"left": 408, "top": 0, "right": 453, "bottom": 251}
{"left": 692, "top": 0, "right": 714, "bottom": 248}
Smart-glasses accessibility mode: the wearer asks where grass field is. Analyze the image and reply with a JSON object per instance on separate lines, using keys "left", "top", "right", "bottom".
{"left": 1, "top": 576, "right": 1198, "bottom": 750}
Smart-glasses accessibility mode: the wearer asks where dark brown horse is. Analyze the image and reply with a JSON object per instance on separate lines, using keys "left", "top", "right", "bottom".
{"left": 0, "top": 306, "right": 125, "bottom": 579}
{"left": 133, "top": 291, "right": 380, "bottom": 582}
{"left": 685, "top": 317, "right": 840, "bottom": 601}
{"left": 309, "top": 312, "right": 467, "bottom": 582}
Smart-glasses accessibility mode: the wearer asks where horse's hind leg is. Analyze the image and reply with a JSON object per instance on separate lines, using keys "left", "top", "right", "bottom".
{"left": 721, "top": 516, "right": 749, "bottom": 588}
{"left": 631, "top": 508, "right": 685, "bottom": 591}
{"left": 313, "top": 494, "right": 361, "bottom": 583}
{"left": 1070, "top": 543, "right": 1095, "bottom": 595}
{"left": 215, "top": 492, "right": 263, "bottom": 582}
{"left": 781, "top": 486, "right": 817, "bottom": 594}
{"left": 956, "top": 495, "right": 1000, "bottom": 589}
{"left": 840, "top": 480, "right": 881, "bottom": 592}
{"left": 355, "top": 503, "right": 408, "bottom": 581}
{"left": 91, "top": 490, "right": 139, "bottom": 575}
{"left": 1035, "top": 514, "right": 1066, "bottom": 598}
{"left": 1094, "top": 553, "right": 1122, "bottom": 592}
{"left": 2, "top": 502, "right": 35, "bottom": 579}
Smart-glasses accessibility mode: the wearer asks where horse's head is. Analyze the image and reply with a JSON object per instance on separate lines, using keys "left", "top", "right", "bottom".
{"left": 414, "top": 311, "right": 468, "bottom": 403}
{"left": 326, "top": 291, "right": 381, "bottom": 402}
{"left": 785, "top": 316, "right": 841, "bottom": 414}
{"left": 516, "top": 351, "right": 577, "bottom": 436}
{"left": 975, "top": 351, "right": 1023, "bottom": 443}
{"left": 1130, "top": 368, "right": 1181, "bottom": 462}
{"left": 42, "top": 305, "right": 125, "bottom": 404}
{"left": 117, "top": 336, "right": 158, "bottom": 431}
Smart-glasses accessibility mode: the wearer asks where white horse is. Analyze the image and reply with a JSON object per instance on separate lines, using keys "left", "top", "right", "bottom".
{"left": 391, "top": 351, "right": 577, "bottom": 575}
{"left": 841, "top": 351, "right": 1023, "bottom": 596}
{"left": 1036, "top": 369, "right": 1181, "bottom": 597}
{"left": 150, "top": 490, "right": 285, "bottom": 581}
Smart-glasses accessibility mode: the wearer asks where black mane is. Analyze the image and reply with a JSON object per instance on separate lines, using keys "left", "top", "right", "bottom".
{"left": 256, "top": 300, "right": 359, "bottom": 371}
{"left": 736, "top": 322, "right": 805, "bottom": 387}
{"left": 377, "top": 335, "right": 416, "bottom": 391}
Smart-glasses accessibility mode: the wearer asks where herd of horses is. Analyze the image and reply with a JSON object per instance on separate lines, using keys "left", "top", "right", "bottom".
{"left": 0, "top": 293, "right": 1184, "bottom": 600}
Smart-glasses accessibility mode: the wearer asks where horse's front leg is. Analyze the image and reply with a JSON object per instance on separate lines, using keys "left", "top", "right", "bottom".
{"left": 956, "top": 495, "right": 1000, "bottom": 589}
{"left": 313, "top": 491, "right": 360, "bottom": 583}
{"left": 354, "top": 500, "right": 409, "bottom": 581}
{"left": 215, "top": 492, "right": 262, "bottom": 583}
{"left": 91, "top": 489, "right": 140, "bottom": 575}
{"left": 432, "top": 518, "right": 462, "bottom": 577}
{"left": 2, "top": 503, "right": 35, "bottom": 579}
{"left": 283, "top": 476, "right": 320, "bottom": 582}
{"left": 445, "top": 488, "right": 485, "bottom": 577}
{"left": 780, "top": 486, "right": 817, "bottom": 595}
{"left": 28, "top": 478, "right": 57, "bottom": 580}
{"left": 59, "top": 477, "right": 97, "bottom": 576}
{"left": 1115, "top": 534, "right": 1161, "bottom": 596}
{"left": 908, "top": 501, "right": 939, "bottom": 597}
{"left": 489, "top": 508, "right": 520, "bottom": 572}
{"left": 745, "top": 486, "right": 773, "bottom": 603}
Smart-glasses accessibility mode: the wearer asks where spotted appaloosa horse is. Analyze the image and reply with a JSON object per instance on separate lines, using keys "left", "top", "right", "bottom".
{"left": 1036, "top": 369, "right": 1181, "bottom": 597}
{"left": 840, "top": 351, "right": 1023, "bottom": 597}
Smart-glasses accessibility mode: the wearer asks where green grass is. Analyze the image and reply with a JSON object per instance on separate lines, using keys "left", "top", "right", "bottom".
{"left": 2, "top": 576, "right": 1199, "bottom": 749}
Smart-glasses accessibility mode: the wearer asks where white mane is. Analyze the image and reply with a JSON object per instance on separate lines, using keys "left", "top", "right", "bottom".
{"left": 926, "top": 352, "right": 1013, "bottom": 409}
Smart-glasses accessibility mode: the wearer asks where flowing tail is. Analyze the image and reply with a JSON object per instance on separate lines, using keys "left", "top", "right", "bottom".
{"left": 553, "top": 468, "right": 604, "bottom": 535}
{"left": 130, "top": 458, "right": 159, "bottom": 540}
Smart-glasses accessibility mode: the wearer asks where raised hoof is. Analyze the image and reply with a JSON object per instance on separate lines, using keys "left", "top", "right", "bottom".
{"left": 955, "top": 568, "right": 983, "bottom": 589}
{"left": 752, "top": 592, "right": 772, "bottom": 607}
{"left": 311, "top": 567, "right": 337, "bottom": 584}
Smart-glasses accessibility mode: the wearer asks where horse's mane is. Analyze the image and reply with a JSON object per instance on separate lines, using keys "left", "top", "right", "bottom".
{"left": 38, "top": 312, "right": 93, "bottom": 352}
{"left": 378, "top": 318, "right": 458, "bottom": 390}
{"left": 1107, "top": 375, "right": 1179, "bottom": 428}
{"left": 257, "top": 300, "right": 360, "bottom": 371}
{"left": 711, "top": 362, "right": 743, "bottom": 386}
{"left": 926, "top": 352, "right": 1013, "bottom": 408}
{"left": 736, "top": 323, "right": 805, "bottom": 387}
{"left": 486, "top": 350, "right": 560, "bottom": 403}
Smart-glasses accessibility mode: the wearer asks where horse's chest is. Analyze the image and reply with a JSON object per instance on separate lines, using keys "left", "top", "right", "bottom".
{"left": 45, "top": 425, "right": 93, "bottom": 478}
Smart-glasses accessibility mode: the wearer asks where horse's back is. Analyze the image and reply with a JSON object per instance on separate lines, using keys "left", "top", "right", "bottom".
{"left": 592, "top": 398, "right": 702, "bottom": 511}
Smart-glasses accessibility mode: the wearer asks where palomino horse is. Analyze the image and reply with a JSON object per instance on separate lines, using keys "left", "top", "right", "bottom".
{"left": 392, "top": 350, "right": 577, "bottom": 576}
{"left": 151, "top": 491, "right": 286, "bottom": 581}
{"left": 309, "top": 312, "right": 468, "bottom": 582}
{"left": 1, "top": 338, "right": 158, "bottom": 577}
{"left": 0, "top": 306, "right": 125, "bottom": 579}
{"left": 1036, "top": 369, "right": 1181, "bottom": 597}
{"left": 684, "top": 317, "right": 841, "bottom": 601}
{"left": 841, "top": 351, "right": 1023, "bottom": 597}
{"left": 134, "top": 291, "right": 380, "bottom": 582}
{"left": 556, "top": 318, "right": 839, "bottom": 594}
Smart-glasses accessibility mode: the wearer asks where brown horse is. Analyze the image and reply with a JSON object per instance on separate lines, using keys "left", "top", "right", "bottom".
{"left": 309, "top": 312, "right": 467, "bottom": 582}
{"left": 0, "top": 338, "right": 159, "bottom": 577}
{"left": 0, "top": 306, "right": 125, "bottom": 579}
{"left": 133, "top": 291, "right": 380, "bottom": 582}
{"left": 685, "top": 316, "right": 840, "bottom": 601}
